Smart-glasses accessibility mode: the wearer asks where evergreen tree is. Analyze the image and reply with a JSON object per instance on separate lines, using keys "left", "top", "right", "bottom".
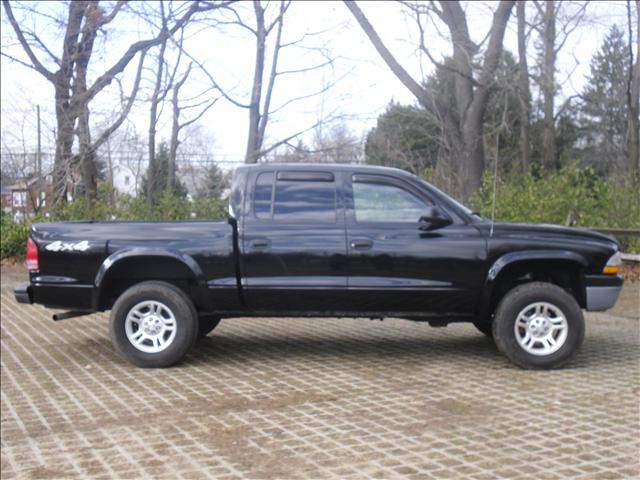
{"left": 365, "top": 52, "right": 522, "bottom": 180}
{"left": 364, "top": 101, "right": 439, "bottom": 176}
{"left": 143, "top": 142, "right": 187, "bottom": 204}
{"left": 579, "top": 25, "right": 631, "bottom": 172}
{"left": 196, "top": 163, "right": 228, "bottom": 199}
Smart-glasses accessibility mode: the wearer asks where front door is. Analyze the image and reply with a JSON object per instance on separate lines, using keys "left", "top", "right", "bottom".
{"left": 344, "top": 173, "right": 486, "bottom": 316}
{"left": 240, "top": 168, "right": 348, "bottom": 312}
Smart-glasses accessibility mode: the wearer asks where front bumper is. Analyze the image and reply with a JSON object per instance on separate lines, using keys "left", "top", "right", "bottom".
{"left": 585, "top": 274, "right": 623, "bottom": 311}
{"left": 14, "top": 283, "right": 33, "bottom": 304}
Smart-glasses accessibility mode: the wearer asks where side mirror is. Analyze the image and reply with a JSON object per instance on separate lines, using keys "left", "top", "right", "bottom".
{"left": 419, "top": 206, "right": 452, "bottom": 231}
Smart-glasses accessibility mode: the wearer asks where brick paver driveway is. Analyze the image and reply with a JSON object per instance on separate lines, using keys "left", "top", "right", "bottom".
{"left": 1, "top": 267, "right": 639, "bottom": 479}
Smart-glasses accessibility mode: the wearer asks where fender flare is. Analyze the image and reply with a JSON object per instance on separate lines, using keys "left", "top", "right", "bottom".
{"left": 93, "top": 248, "right": 205, "bottom": 308}
{"left": 486, "top": 250, "right": 588, "bottom": 283}
{"left": 478, "top": 249, "right": 588, "bottom": 317}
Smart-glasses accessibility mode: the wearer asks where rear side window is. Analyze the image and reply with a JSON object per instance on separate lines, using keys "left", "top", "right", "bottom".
{"left": 253, "top": 171, "right": 337, "bottom": 224}
{"left": 254, "top": 172, "right": 274, "bottom": 220}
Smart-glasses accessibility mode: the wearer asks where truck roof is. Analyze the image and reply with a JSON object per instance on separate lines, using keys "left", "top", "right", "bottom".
{"left": 235, "top": 162, "right": 414, "bottom": 178}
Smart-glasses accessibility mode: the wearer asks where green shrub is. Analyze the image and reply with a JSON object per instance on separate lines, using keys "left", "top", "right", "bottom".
{"left": 469, "top": 164, "right": 640, "bottom": 252}
{"left": 1, "top": 213, "right": 29, "bottom": 260}
{"left": 191, "top": 196, "right": 227, "bottom": 219}
{"left": 0, "top": 190, "right": 229, "bottom": 261}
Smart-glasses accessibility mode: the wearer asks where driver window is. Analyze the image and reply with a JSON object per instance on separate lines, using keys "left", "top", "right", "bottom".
{"left": 353, "top": 181, "right": 429, "bottom": 223}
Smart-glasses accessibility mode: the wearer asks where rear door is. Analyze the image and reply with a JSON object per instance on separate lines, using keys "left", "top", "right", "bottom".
{"left": 240, "top": 168, "right": 348, "bottom": 312}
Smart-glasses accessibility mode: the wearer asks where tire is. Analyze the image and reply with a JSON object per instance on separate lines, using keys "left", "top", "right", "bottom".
{"left": 109, "top": 281, "right": 198, "bottom": 368}
{"left": 492, "top": 282, "right": 584, "bottom": 369}
{"left": 473, "top": 318, "right": 493, "bottom": 338}
{"left": 198, "top": 315, "right": 221, "bottom": 338}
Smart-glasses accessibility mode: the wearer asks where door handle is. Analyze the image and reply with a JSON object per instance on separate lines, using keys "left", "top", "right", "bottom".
{"left": 350, "top": 239, "right": 373, "bottom": 250}
{"left": 249, "top": 238, "right": 271, "bottom": 249}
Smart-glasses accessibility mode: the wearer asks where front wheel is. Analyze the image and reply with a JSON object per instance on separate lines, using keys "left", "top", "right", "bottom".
{"left": 109, "top": 281, "right": 198, "bottom": 368}
{"left": 492, "top": 282, "right": 584, "bottom": 369}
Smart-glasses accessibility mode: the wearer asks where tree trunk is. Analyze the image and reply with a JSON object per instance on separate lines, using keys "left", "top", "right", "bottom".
{"left": 627, "top": 0, "right": 640, "bottom": 176}
{"left": 245, "top": 0, "right": 266, "bottom": 164}
{"left": 541, "top": 0, "right": 556, "bottom": 172}
{"left": 168, "top": 87, "right": 180, "bottom": 191}
{"left": 148, "top": 29, "right": 168, "bottom": 204}
{"left": 77, "top": 104, "right": 98, "bottom": 201}
{"left": 168, "top": 65, "right": 191, "bottom": 192}
{"left": 52, "top": 79, "right": 75, "bottom": 205}
{"left": 517, "top": 0, "right": 531, "bottom": 170}
{"left": 461, "top": 104, "right": 486, "bottom": 198}
{"left": 438, "top": 0, "right": 514, "bottom": 199}
{"left": 74, "top": 2, "right": 100, "bottom": 201}
{"left": 106, "top": 136, "right": 115, "bottom": 206}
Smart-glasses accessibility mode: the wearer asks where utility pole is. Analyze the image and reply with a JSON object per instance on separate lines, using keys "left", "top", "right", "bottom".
{"left": 37, "top": 105, "right": 42, "bottom": 211}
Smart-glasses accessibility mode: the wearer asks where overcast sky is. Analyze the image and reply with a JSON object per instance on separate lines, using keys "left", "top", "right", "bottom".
{"left": 0, "top": 1, "right": 635, "bottom": 171}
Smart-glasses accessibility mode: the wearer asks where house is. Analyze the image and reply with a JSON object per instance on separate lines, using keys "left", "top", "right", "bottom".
{"left": 8, "top": 175, "right": 54, "bottom": 219}
{"left": 111, "top": 162, "right": 141, "bottom": 196}
{"left": 1, "top": 185, "right": 12, "bottom": 213}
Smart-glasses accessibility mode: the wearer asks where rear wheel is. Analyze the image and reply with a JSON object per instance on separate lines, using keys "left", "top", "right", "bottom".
{"left": 109, "top": 281, "right": 198, "bottom": 368}
{"left": 492, "top": 282, "right": 584, "bottom": 369}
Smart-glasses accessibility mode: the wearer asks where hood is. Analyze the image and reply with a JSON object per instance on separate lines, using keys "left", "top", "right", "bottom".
{"left": 476, "top": 222, "right": 618, "bottom": 247}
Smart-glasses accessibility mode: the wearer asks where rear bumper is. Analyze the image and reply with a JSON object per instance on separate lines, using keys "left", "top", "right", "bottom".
{"left": 584, "top": 274, "right": 623, "bottom": 312}
{"left": 14, "top": 283, "right": 33, "bottom": 304}
{"left": 14, "top": 282, "right": 94, "bottom": 310}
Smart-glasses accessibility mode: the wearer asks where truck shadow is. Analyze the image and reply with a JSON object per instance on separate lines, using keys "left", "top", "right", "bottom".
{"left": 186, "top": 327, "right": 502, "bottom": 367}
{"left": 183, "top": 324, "right": 638, "bottom": 371}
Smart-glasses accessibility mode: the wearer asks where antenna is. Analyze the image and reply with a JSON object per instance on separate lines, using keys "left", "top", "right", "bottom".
{"left": 490, "top": 131, "right": 499, "bottom": 237}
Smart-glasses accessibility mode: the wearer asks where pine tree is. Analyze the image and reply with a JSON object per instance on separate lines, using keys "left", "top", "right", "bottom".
{"left": 143, "top": 142, "right": 187, "bottom": 204}
{"left": 580, "top": 25, "right": 631, "bottom": 172}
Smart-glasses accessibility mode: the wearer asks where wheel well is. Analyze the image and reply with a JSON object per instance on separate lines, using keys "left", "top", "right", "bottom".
{"left": 97, "top": 257, "right": 198, "bottom": 310}
{"left": 489, "top": 260, "right": 585, "bottom": 315}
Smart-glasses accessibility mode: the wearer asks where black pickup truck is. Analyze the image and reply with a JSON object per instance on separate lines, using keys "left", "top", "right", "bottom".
{"left": 15, "top": 164, "right": 623, "bottom": 369}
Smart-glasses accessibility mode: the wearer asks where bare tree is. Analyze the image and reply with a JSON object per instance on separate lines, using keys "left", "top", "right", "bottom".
{"left": 167, "top": 64, "right": 220, "bottom": 190}
{"left": 177, "top": 0, "right": 343, "bottom": 164}
{"left": 271, "top": 121, "right": 363, "bottom": 164}
{"left": 345, "top": 0, "right": 515, "bottom": 199}
{"left": 530, "top": 0, "right": 587, "bottom": 171}
{"left": 537, "top": 0, "right": 556, "bottom": 171}
{"left": 627, "top": 0, "right": 640, "bottom": 176}
{"left": 148, "top": 3, "right": 171, "bottom": 205}
{"left": 517, "top": 1, "right": 531, "bottom": 169}
{"left": 2, "top": 0, "right": 232, "bottom": 205}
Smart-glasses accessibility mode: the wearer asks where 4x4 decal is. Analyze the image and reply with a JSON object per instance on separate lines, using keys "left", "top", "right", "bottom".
{"left": 45, "top": 240, "right": 90, "bottom": 252}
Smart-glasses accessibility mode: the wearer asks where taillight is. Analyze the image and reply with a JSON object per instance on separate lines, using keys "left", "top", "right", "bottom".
{"left": 26, "top": 237, "right": 39, "bottom": 271}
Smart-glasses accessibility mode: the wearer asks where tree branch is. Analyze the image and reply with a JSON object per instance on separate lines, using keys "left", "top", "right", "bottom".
{"left": 91, "top": 51, "right": 147, "bottom": 153}
{"left": 258, "top": 0, "right": 286, "bottom": 147}
{"left": 2, "top": 0, "right": 56, "bottom": 81}
{"left": 177, "top": 47, "right": 250, "bottom": 108}
{"left": 344, "top": 0, "right": 435, "bottom": 112}
{"left": 84, "top": 0, "right": 236, "bottom": 104}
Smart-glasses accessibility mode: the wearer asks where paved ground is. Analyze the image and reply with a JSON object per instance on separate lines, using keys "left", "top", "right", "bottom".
{"left": 1, "top": 266, "right": 639, "bottom": 479}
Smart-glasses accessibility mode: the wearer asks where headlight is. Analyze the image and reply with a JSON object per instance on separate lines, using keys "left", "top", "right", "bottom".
{"left": 602, "top": 251, "right": 622, "bottom": 274}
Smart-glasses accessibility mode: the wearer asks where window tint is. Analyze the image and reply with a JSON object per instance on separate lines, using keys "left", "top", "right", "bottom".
{"left": 273, "top": 180, "right": 336, "bottom": 223}
{"left": 254, "top": 172, "right": 274, "bottom": 220}
{"left": 353, "top": 182, "right": 428, "bottom": 223}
